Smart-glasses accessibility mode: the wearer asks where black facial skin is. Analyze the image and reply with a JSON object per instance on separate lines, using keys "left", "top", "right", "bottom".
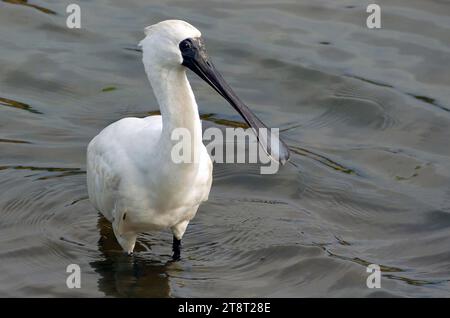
{"left": 179, "top": 37, "right": 290, "bottom": 165}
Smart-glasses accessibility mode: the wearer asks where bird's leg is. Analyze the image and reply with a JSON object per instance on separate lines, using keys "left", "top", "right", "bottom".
{"left": 172, "top": 236, "right": 182, "bottom": 261}
{"left": 171, "top": 220, "right": 189, "bottom": 261}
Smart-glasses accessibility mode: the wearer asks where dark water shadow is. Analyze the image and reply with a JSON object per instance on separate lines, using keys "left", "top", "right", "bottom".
{"left": 90, "top": 215, "right": 173, "bottom": 297}
{"left": 0, "top": 96, "right": 43, "bottom": 114}
{"left": 2, "top": 0, "right": 57, "bottom": 15}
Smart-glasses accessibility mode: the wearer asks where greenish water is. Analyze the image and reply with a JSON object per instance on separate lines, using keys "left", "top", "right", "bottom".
{"left": 0, "top": 0, "right": 450, "bottom": 297}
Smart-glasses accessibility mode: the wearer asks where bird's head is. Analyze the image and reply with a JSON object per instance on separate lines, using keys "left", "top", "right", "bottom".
{"left": 139, "top": 20, "right": 290, "bottom": 165}
{"left": 139, "top": 20, "right": 201, "bottom": 69}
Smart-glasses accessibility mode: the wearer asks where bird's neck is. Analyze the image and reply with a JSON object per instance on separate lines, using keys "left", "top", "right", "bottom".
{"left": 147, "top": 65, "right": 203, "bottom": 158}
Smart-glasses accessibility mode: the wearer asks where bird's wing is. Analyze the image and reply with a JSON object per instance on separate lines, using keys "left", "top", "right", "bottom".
{"left": 86, "top": 116, "right": 163, "bottom": 221}
{"left": 87, "top": 129, "right": 121, "bottom": 222}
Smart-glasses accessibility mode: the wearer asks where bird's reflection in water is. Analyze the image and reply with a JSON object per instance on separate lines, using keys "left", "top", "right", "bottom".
{"left": 90, "top": 214, "right": 176, "bottom": 297}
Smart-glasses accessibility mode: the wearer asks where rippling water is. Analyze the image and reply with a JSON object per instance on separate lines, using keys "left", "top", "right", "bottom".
{"left": 1, "top": 0, "right": 450, "bottom": 297}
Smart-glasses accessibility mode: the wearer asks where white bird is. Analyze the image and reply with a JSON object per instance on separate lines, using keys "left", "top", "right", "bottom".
{"left": 87, "top": 20, "right": 289, "bottom": 260}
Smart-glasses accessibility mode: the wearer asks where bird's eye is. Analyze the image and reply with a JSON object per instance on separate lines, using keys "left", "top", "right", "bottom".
{"left": 180, "top": 40, "right": 192, "bottom": 51}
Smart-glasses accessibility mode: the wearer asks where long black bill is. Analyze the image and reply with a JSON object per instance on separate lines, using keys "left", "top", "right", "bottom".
{"left": 180, "top": 37, "right": 290, "bottom": 165}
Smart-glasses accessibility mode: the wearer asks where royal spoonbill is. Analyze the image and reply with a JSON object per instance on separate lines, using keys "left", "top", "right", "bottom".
{"left": 87, "top": 20, "right": 289, "bottom": 260}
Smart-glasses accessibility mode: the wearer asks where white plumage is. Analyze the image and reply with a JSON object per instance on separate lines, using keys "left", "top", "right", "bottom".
{"left": 87, "top": 19, "right": 289, "bottom": 258}
{"left": 87, "top": 20, "right": 212, "bottom": 255}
